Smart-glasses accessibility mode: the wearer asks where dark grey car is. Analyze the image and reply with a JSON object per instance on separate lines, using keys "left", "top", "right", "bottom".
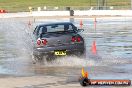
{"left": 32, "top": 22, "right": 85, "bottom": 61}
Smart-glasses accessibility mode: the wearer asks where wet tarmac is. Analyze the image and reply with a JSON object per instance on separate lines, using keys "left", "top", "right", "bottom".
{"left": 0, "top": 17, "right": 132, "bottom": 88}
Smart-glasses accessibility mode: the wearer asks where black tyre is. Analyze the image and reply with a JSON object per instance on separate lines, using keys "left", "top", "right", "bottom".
{"left": 74, "top": 50, "right": 85, "bottom": 58}
{"left": 79, "top": 77, "right": 90, "bottom": 86}
{"left": 32, "top": 55, "right": 43, "bottom": 63}
{"left": 46, "top": 54, "right": 56, "bottom": 62}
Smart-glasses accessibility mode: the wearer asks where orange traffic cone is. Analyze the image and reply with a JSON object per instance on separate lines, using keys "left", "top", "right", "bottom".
{"left": 80, "top": 20, "right": 83, "bottom": 28}
{"left": 91, "top": 41, "right": 97, "bottom": 54}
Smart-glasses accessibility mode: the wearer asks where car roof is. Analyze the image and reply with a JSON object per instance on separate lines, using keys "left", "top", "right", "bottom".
{"left": 38, "top": 22, "right": 73, "bottom": 27}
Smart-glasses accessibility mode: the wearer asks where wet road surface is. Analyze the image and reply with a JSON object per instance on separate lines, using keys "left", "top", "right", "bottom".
{"left": 0, "top": 17, "right": 132, "bottom": 88}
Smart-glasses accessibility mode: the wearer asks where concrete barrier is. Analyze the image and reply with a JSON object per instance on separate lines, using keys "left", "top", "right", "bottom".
{"left": 74, "top": 10, "right": 132, "bottom": 16}
{"left": 32, "top": 11, "right": 69, "bottom": 16}
{"left": 0, "top": 12, "right": 31, "bottom": 18}
{"left": 0, "top": 10, "right": 132, "bottom": 18}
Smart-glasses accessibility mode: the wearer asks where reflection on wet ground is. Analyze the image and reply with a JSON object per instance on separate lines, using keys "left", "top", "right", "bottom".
{"left": 0, "top": 17, "right": 132, "bottom": 88}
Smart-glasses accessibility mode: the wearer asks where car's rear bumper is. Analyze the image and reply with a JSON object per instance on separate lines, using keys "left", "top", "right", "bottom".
{"left": 33, "top": 43, "right": 85, "bottom": 56}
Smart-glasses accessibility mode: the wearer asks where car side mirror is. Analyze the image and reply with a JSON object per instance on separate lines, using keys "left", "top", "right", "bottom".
{"left": 77, "top": 29, "right": 84, "bottom": 33}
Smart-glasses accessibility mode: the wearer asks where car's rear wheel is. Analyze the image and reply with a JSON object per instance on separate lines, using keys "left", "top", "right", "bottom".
{"left": 32, "top": 54, "right": 56, "bottom": 64}
{"left": 32, "top": 55, "right": 43, "bottom": 63}
{"left": 46, "top": 55, "right": 56, "bottom": 62}
{"left": 74, "top": 50, "right": 85, "bottom": 58}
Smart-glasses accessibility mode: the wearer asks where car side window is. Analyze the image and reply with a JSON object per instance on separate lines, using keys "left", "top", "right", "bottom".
{"left": 68, "top": 25, "right": 73, "bottom": 31}
{"left": 71, "top": 24, "right": 77, "bottom": 32}
{"left": 39, "top": 27, "right": 43, "bottom": 34}
{"left": 33, "top": 26, "right": 38, "bottom": 34}
{"left": 65, "top": 24, "right": 75, "bottom": 33}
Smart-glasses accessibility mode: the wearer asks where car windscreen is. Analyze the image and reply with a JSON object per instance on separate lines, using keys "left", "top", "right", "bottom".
{"left": 38, "top": 24, "right": 76, "bottom": 34}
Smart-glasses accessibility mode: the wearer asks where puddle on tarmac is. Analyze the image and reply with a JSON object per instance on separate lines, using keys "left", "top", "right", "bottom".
{"left": 0, "top": 18, "right": 132, "bottom": 81}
